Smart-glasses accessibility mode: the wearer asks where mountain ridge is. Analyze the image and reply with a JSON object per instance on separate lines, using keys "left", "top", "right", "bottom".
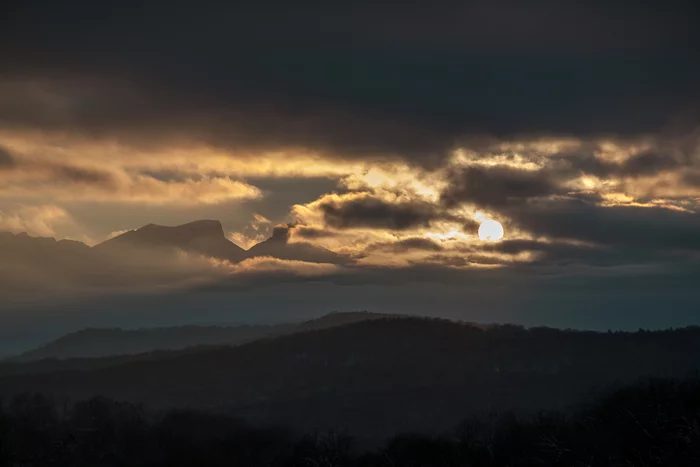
{"left": 96, "top": 219, "right": 350, "bottom": 264}
{"left": 8, "top": 311, "right": 399, "bottom": 362}
{"left": 2, "top": 218, "right": 350, "bottom": 266}
{"left": 94, "top": 219, "right": 248, "bottom": 263}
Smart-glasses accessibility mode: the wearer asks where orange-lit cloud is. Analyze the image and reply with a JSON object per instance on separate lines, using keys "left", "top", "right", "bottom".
{"left": 0, "top": 205, "right": 75, "bottom": 237}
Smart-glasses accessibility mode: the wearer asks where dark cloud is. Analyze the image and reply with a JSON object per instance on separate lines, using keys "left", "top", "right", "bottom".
{"left": 292, "top": 226, "right": 340, "bottom": 239}
{"left": 50, "top": 165, "right": 116, "bottom": 185}
{"left": 503, "top": 197, "right": 700, "bottom": 251}
{"left": 683, "top": 171, "right": 700, "bottom": 187}
{"left": 554, "top": 152, "right": 614, "bottom": 178}
{"left": 0, "top": 146, "right": 115, "bottom": 185}
{"left": 485, "top": 239, "right": 595, "bottom": 257}
{"left": 320, "top": 195, "right": 453, "bottom": 230}
{"left": 1, "top": 1, "right": 698, "bottom": 163}
{"left": 550, "top": 133, "right": 700, "bottom": 179}
{"left": 617, "top": 150, "right": 681, "bottom": 176}
{"left": 482, "top": 239, "right": 651, "bottom": 267}
{"left": 441, "top": 166, "right": 560, "bottom": 208}
{"left": 270, "top": 225, "right": 291, "bottom": 243}
{"left": 0, "top": 146, "right": 15, "bottom": 169}
{"left": 545, "top": 145, "right": 624, "bottom": 179}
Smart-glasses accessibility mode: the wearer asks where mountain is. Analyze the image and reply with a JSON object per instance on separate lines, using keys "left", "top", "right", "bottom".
{"left": 295, "top": 310, "right": 400, "bottom": 331}
{"left": 9, "top": 325, "right": 289, "bottom": 362}
{"left": 2, "top": 318, "right": 699, "bottom": 438}
{"left": 0, "top": 231, "right": 91, "bottom": 261}
{"left": 5, "top": 219, "right": 349, "bottom": 271}
{"left": 94, "top": 220, "right": 351, "bottom": 265}
{"left": 94, "top": 219, "right": 247, "bottom": 263}
{"left": 0, "top": 231, "right": 93, "bottom": 299}
{"left": 8, "top": 311, "right": 396, "bottom": 362}
{"left": 246, "top": 225, "right": 350, "bottom": 264}
{"left": 1, "top": 222, "right": 249, "bottom": 298}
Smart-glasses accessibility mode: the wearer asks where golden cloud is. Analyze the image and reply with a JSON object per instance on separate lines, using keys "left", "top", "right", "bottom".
{"left": 0, "top": 205, "right": 76, "bottom": 237}
{"left": 211, "top": 256, "right": 341, "bottom": 277}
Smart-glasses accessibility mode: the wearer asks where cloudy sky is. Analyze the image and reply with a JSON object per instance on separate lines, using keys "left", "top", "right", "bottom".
{"left": 1, "top": 1, "right": 699, "bottom": 344}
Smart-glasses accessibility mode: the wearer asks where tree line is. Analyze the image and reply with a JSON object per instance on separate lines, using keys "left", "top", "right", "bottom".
{"left": 1, "top": 375, "right": 699, "bottom": 466}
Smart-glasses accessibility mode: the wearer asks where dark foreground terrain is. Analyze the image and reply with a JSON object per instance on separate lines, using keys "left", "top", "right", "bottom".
{"left": 0, "top": 377, "right": 699, "bottom": 466}
{"left": 2, "top": 317, "right": 700, "bottom": 439}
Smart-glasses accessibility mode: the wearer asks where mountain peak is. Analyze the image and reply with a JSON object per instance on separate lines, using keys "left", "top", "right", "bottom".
{"left": 247, "top": 228, "right": 351, "bottom": 265}
{"left": 95, "top": 219, "right": 245, "bottom": 262}
{"left": 138, "top": 219, "right": 224, "bottom": 237}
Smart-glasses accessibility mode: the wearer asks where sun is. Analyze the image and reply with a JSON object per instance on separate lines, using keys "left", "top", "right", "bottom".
{"left": 478, "top": 219, "right": 504, "bottom": 241}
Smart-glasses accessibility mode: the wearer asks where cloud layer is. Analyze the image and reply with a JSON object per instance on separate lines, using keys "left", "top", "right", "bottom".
{"left": 0, "top": 0, "right": 699, "bottom": 330}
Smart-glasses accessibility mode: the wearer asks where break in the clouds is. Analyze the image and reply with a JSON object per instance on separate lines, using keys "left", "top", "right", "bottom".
{"left": 0, "top": 0, "right": 700, "bottom": 324}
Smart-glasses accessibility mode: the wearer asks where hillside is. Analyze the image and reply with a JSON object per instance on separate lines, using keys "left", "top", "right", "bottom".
{"left": 10, "top": 325, "right": 288, "bottom": 362}
{"left": 1, "top": 318, "right": 699, "bottom": 438}
{"left": 9, "top": 311, "right": 396, "bottom": 362}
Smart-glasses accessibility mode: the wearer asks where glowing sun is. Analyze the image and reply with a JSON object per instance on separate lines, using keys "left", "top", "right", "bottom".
{"left": 478, "top": 219, "right": 504, "bottom": 241}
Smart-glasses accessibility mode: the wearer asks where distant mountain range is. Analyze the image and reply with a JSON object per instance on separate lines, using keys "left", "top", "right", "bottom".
{"left": 0, "top": 220, "right": 351, "bottom": 300}
{"left": 95, "top": 219, "right": 348, "bottom": 264}
{"left": 7, "top": 311, "right": 398, "bottom": 362}
{"left": 1, "top": 317, "right": 700, "bottom": 438}
{"left": 94, "top": 220, "right": 249, "bottom": 263}
{"left": 1, "top": 219, "right": 349, "bottom": 267}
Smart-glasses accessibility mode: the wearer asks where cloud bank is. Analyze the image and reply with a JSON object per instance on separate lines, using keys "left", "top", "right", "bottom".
{"left": 0, "top": 0, "right": 699, "bottom": 332}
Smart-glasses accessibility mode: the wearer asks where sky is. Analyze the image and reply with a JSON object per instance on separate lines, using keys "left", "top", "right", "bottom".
{"left": 1, "top": 1, "right": 700, "bottom": 347}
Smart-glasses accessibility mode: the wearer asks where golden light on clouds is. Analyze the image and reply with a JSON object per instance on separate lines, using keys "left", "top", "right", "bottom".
{"left": 1, "top": 122, "right": 698, "bottom": 274}
{"left": 1, "top": 0, "right": 699, "bottom": 318}
{"left": 424, "top": 229, "right": 470, "bottom": 242}
{"left": 0, "top": 130, "right": 367, "bottom": 179}
{"left": 213, "top": 256, "right": 342, "bottom": 277}
{"left": 0, "top": 205, "right": 74, "bottom": 237}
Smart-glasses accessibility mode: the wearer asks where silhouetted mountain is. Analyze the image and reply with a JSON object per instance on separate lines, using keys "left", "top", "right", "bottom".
{"left": 9, "top": 311, "right": 397, "bottom": 362}
{"left": 10, "top": 325, "right": 289, "bottom": 362}
{"left": 1, "top": 222, "right": 350, "bottom": 301}
{"left": 0, "top": 231, "right": 94, "bottom": 299}
{"left": 295, "top": 311, "right": 400, "bottom": 331}
{"left": 94, "top": 220, "right": 351, "bottom": 266}
{"left": 247, "top": 225, "right": 351, "bottom": 264}
{"left": 0, "top": 231, "right": 91, "bottom": 261}
{"left": 94, "top": 219, "right": 247, "bottom": 263}
{"left": 2, "top": 318, "right": 699, "bottom": 438}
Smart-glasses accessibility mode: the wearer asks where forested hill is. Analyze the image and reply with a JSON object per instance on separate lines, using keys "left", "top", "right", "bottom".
{"left": 1, "top": 318, "right": 699, "bottom": 438}
{"left": 9, "top": 311, "right": 398, "bottom": 361}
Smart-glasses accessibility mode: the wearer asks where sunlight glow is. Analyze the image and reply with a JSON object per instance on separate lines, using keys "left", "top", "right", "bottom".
{"left": 478, "top": 219, "right": 504, "bottom": 241}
